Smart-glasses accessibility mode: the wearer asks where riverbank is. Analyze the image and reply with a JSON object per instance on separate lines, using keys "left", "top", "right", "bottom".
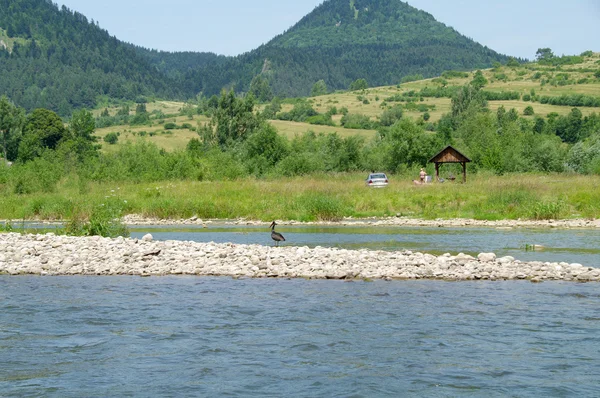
{"left": 1, "top": 233, "right": 598, "bottom": 282}
{"left": 121, "top": 214, "right": 600, "bottom": 229}
{"left": 1, "top": 174, "right": 600, "bottom": 223}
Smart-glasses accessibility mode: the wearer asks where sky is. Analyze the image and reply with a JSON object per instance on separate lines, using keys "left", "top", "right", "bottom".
{"left": 53, "top": 0, "right": 600, "bottom": 59}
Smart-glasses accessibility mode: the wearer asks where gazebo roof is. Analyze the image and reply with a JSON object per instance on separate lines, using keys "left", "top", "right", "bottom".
{"left": 429, "top": 146, "right": 471, "bottom": 164}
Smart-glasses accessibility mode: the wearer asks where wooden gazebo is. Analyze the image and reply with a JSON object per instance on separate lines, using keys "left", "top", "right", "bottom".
{"left": 429, "top": 146, "right": 471, "bottom": 183}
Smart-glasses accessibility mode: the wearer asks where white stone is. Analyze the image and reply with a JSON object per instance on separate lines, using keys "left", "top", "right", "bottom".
{"left": 142, "top": 234, "right": 153, "bottom": 242}
{"left": 478, "top": 253, "right": 497, "bottom": 262}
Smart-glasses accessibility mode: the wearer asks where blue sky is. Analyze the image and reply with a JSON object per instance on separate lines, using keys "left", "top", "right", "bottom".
{"left": 54, "top": 0, "right": 600, "bottom": 59}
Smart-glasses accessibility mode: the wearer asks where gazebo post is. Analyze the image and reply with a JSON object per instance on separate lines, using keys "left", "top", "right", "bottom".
{"left": 428, "top": 146, "right": 472, "bottom": 184}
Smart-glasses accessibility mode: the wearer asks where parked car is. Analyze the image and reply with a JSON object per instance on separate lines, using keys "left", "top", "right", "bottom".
{"left": 365, "top": 172, "right": 389, "bottom": 188}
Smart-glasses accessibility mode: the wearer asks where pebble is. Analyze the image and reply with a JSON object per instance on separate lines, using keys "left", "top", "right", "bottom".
{"left": 0, "top": 232, "right": 597, "bottom": 282}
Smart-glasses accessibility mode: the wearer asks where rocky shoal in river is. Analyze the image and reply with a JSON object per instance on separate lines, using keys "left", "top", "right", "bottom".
{"left": 121, "top": 214, "right": 600, "bottom": 229}
{"left": 1, "top": 233, "right": 598, "bottom": 282}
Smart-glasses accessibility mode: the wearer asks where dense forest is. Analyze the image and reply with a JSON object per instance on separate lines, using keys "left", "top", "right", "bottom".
{"left": 0, "top": 0, "right": 184, "bottom": 115}
{"left": 185, "top": 0, "right": 510, "bottom": 97}
{"left": 0, "top": 0, "right": 510, "bottom": 114}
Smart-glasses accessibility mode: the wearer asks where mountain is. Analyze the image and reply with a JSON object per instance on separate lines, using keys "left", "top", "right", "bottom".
{"left": 0, "top": 0, "right": 185, "bottom": 115}
{"left": 185, "top": 0, "right": 510, "bottom": 97}
{"left": 0, "top": 0, "right": 511, "bottom": 114}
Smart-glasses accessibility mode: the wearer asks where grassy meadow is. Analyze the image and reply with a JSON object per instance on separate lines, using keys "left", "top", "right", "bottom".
{"left": 92, "top": 53, "right": 600, "bottom": 154}
{"left": 2, "top": 173, "right": 599, "bottom": 223}
{"left": 10, "top": 53, "right": 593, "bottom": 225}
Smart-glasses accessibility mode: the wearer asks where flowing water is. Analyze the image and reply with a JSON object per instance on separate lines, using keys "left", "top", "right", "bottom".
{"left": 1, "top": 277, "right": 600, "bottom": 397}
{"left": 130, "top": 224, "right": 600, "bottom": 267}
{"left": 2, "top": 224, "right": 600, "bottom": 396}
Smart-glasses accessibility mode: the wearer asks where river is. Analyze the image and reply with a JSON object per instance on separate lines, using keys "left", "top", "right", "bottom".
{"left": 1, "top": 277, "right": 599, "bottom": 397}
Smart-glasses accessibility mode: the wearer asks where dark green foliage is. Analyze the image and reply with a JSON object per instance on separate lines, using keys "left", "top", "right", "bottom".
{"left": 311, "top": 80, "right": 328, "bottom": 97}
{"left": 249, "top": 75, "right": 274, "bottom": 103}
{"left": 277, "top": 101, "right": 318, "bottom": 122}
{"left": 482, "top": 91, "right": 521, "bottom": 101}
{"left": 523, "top": 106, "right": 534, "bottom": 116}
{"left": 186, "top": 0, "right": 508, "bottom": 98}
{"left": 18, "top": 108, "right": 69, "bottom": 162}
{"left": 340, "top": 113, "right": 376, "bottom": 130}
{"left": 103, "top": 132, "right": 118, "bottom": 145}
{"left": 375, "top": 118, "right": 440, "bottom": 172}
{"left": 0, "top": 96, "right": 25, "bottom": 161}
{"left": 306, "top": 114, "right": 335, "bottom": 126}
{"left": 442, "top": 70, "right": 470, "bottom": 79}
{"left": 200, "top": 91, "right": 263, "bottom": 149}
{"left": 0, "top": 0, "right": 183, "bottom": 115}
{"left": 567, "top": 133, "right": 600, "bottom": 174}
{"left": 594, "top": 70, "right": 600, "bottom": 79}
{"left": 401, "top": 74, "right": 423, "bottom": 84}
{"left": 506, "top": 57, "right": 520, "bottom": 67}
{"left": 2, "top": 0, "right": 509, "bottom": 107}
{"left": 349, "top": 79, "right": 369, "bottom": 91}
{"left": 380, "top": 105, "right": 404, "bottom": 127}
{"left": 262, "top": 97, "right": 282, "bottom": 119}
{"left": 470, "top": 70, "right": 488, "bottom": 90}
{"left": 538, "top": 94, "right": 600, "bottom": 108}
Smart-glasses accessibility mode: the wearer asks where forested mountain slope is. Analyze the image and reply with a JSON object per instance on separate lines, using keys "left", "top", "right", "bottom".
{"left": 0, "top": 0, "right": 184, "bottom": 115}
{"left": 186, "top": 0, "right": 510, "bottom": 97}
{"left": 0, "top": 0, "right": 512, "bottom": 113}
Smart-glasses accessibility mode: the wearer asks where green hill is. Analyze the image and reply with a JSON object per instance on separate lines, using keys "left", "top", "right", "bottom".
{"left": 1, "top": 0, "right": 512, "bottom": 114}
{"left": 0, "top": 0, "right": 184, "bottom": 115}
{"left": 185, "top": 0, "right": 510, "bottom": 97}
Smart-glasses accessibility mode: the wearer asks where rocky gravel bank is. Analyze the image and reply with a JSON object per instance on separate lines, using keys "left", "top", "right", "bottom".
{"left": 1, "top": 233, "right": 598, "bottom": 282}
{"left": 121, "top": 214, "right": 600, "bottom": 229}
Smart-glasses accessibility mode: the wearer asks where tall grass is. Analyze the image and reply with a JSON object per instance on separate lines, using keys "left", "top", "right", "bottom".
{"left": 1, "top": 173, "right": 599, "bottom": 222}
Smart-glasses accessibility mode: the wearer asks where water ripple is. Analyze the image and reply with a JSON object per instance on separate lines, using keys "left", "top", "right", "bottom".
{"left": 1, "top": 277, "right": 600, "bottom": 397}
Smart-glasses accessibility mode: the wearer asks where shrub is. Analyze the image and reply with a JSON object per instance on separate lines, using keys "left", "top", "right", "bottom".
{"left": 306, "top": 114, "right": 335, "bottom": 126}
{"left": 442, "top": 70, "right": 470, "bottom": 79}
{"left": 104, "top": 132, "right": 118, "bottom": 145}
{"left": 164, "top": 122, "right": 178, "bottom": 130}
{"left": 64, "top": 199, "right": 129, "bottom": 238}
{"left": 523, "top": 106, "right": 535, "bottom": 116}
{"left": 340, "top": 113, "right": 375, "bottom": 130}
{"left": 349, "top": 78, "right": 368, "bottom": 91}
{"left": 380, "top": 106, "right": 404, "bottom": 126}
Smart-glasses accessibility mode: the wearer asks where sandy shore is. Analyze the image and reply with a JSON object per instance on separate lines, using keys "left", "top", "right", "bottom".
{"left": 1, "top": 232, "right": 598, "bottom": 282}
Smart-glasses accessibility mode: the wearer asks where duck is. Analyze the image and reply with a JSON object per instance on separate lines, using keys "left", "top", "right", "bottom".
{"left": 269, "top": 221, "right": 285, "bottom": 246}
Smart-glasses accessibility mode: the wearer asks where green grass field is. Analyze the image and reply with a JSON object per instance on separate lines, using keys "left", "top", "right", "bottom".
{"left": 2, "top": 173, "right": 599, "bottom": 222}
{"left": 92, "top": 53, "right": 600, "bottom": 155}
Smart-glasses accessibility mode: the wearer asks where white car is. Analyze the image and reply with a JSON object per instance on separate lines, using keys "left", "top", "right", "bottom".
{"left": 366, "top": 173, "right": 389, "bottom": 188}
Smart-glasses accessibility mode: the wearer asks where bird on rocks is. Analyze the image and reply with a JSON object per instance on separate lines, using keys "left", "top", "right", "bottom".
{"left": 269, "top": 221, "right": 285, "bottom": 246}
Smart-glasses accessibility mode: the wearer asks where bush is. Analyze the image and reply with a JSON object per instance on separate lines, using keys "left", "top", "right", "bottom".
{"left": 340, "top": 113, "right": 376, "bottom": 130}
{"left": 306, "top": 114, "right": 335, "bottom": 126}
{"left": 380, "top": 106, "right": 404, "bottom": 126}
{"left": 349, "top": 78, "right": 368, "bottom": 91}
{"left": 164, "top": 122, "right": 178, "bottom": 130}
{"left": 523, "top": 106, "right": 535, "bottom": 116}
{"left": 441, "top": 70, "right": 469, "bottom": 79}
{"left": 64, "top": 199, "right": 129, "bottom": 238}
{"left": 104, "top": 132, "right": 118, "bottom": 145}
